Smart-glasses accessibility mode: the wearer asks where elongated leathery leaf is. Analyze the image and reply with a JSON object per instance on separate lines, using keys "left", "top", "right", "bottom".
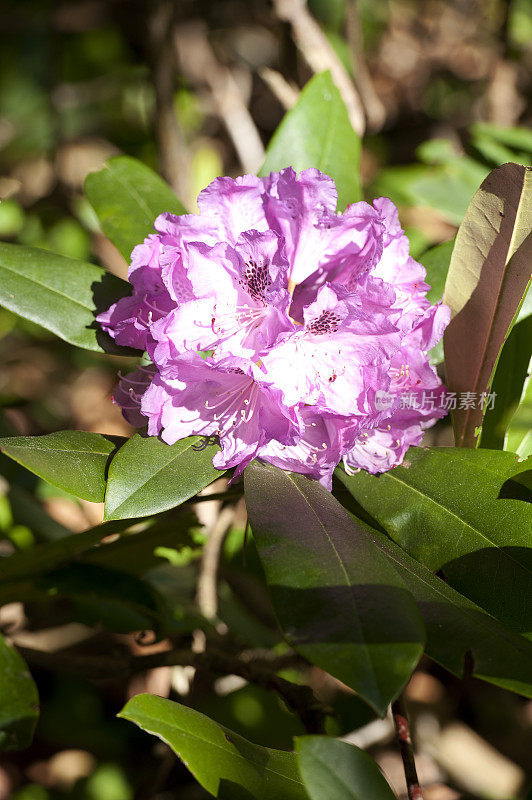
{"left": 260, "top": 72, "right": 361, "bottom": 209}
{"left": 0, "top": 243, "right": 132, "bottom": 353}
{"left": 366, "top": 520, "right": 532, "bottom": 699}
{"left": 337, "top": 447, "right": 532, "bottom": 637}
{"left": 0, "top": 634, "right": 39, "bottom": 751}
{"left": 244, "top": 462, "right": 425, "bottom": 716}
{"left": 296, "top": 737, "right": 395, "bottom": 800}
{"left": 119, "top": 694, "right": 308, "bottom": 800}
{"left": 480, "top": 315, "right": 532, "bottom": 449}
{"left": 443, "top": 163, "right": 532, "bottom": 447}
{"left": 0, "top": 520, "right": 133, "bottom": 583}
{"left": 0, "top": 431, "right": 125, "bottom": 503}
{"left": 104, "top": 434, "right": 223, "bottom": 520}
{"left": 85, "top": 156, "right": 187, "bottom": 260}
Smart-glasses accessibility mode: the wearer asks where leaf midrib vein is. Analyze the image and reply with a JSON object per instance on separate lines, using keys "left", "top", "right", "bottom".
{"left": 106, "top": 168, "right": 155, "bottom": 222}
{"left": 4, "top": 446, "right": 112, "bottom": 457}
{"left": 0, "top": 262, "right": 96, "bottom": 311}
{"left": 124, "top": 714, "right": 304, "bottom": 788}
{"left": 106, "top": 438, "right": 204, "bottom": 515}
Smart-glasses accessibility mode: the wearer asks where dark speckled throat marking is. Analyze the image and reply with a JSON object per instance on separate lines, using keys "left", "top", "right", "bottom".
{"left": 241, "top": 259, "right": 271, "bottom": 303}
{"left": 307, "top": 310, "right": 343, "bottom": 334}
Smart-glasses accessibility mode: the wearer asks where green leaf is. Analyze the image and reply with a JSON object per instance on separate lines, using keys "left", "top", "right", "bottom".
{"left": 416, "top": 138, "right": 461, "bottom": 166}
{"left": 244, "top": 462, "right": 425, "bottom": 716}
{"left": 506, "top": 365, "right": 532, "bottom": 459}
{"left": 337, "top": 447, "right": 532, "bottom": 636}
{"left": 472, "top": 123, "right": 532, "bottom": 154}
{"left": 364, "top": 521, "right": 532, "bottom": 698}
{"left": 260, "top": 72, "right": 361, "bottom": 209}
{"left": 471, "top": 132, "right": 530, "bottom": 170}
{"left": 104, "top": 434, "right": 223, "bottom": 521}
{"left": 0, "top": 243, "right": 133, "bottom": 353}
{"left": 443, "top": 163, "right": 532, "bottom": 447}
{"left": 421, "top": 238, "right": 455, "bottom": 365}
{"left": 422, "top": 239, "right": 454, "bottom": 304}
{"left": 372, "top": 159, "right": 488, "bottom": 226}
{"left": 296, "top": 736, "right": 395, "bottom": 800}
{"left": 480, "top": 315, "right": 532, "bottom": 449}
{"left": 0, "top": 432, "right": 125, "bottom": 503}
{"left": 37, "top": 563, "right": 163, "bottom": 633}
{"left": 82, "top": 512, "right": 197, "bottom": 575}
{"left": 0, "top": 564, "right": 163, "bottom": 634}
{"left": 118, "top": 694, "right": 308, "bottom": 800}
{"left": 0, "top": 523, "right": 125, "bottom": 582}
{"left": 0, "top": 634, "right": 39, "bottom": 751}
{"left": 517, "top": 282, "right": 532, "bottom": 323}
{"left": 85, "top": 156, "right": 187, "bottom": 260}
{"left": 470, "top": 122, "right": 532, "bottom": 166}
{"left": 8, "top": 484, "right": 72, "bottom": 542}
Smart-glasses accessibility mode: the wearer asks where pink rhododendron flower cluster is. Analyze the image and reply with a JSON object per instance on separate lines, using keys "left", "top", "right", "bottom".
{"left": 98, "top": 168, "right": 450, "bottom": 489}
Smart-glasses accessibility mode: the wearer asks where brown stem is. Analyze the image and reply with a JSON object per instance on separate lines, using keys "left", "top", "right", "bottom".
{"left": 391, "top": 694, "right": 424, "bottom": 800}
{"left": 17, "top": 643, "right": 329, "bottom": 734}
{"left": 196, "top": 506, "right": 235, "bottom": 619}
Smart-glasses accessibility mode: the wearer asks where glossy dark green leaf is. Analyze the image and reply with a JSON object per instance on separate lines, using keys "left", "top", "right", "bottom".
{"left": 0, "top": 432, "right": 125, "bottom": 503}
{"left": 480, "top": 315, "right": 532, "bottom": 449}
{"left": 337, "top": 448, "right": 532, "bottom": 636}
{"left": 104, "top": 434, "right": 223, "bottom": 521}
{"left": 0, "top": 634, "right": 39, "bottom": 751}
{"left": 260, "top": 72, "right": 361, "bottom": 209}
{"left": 296, "top": 736, "right": 395, "bottom": 800}
{"left": 82, "top": 512, "right": 196, "bottom": 575}
{"left": 443, "top": 163, "right": 532, "bottom": 447}
{"left": 118, "top": 694, "right": 308, "bottom": 800}
{"left": 0, "top": 522, "right": 126, "bottom": 582}
{"left": 244, "top": 462, "right": 425, "bottom": 715}
{"left": 85, "top": 156, "right": 187, "bottom": 260}
{"left": 363, "top": 521, "right": 532, "bottom": 698}
{"left": 38, "top": 563, "right": 162, "bottom": 633}
{"left": 0, "top": 243, "right": 132, "bottom": 353}
{"left": 8, "top": 484, "right": 72, "bottom": 542}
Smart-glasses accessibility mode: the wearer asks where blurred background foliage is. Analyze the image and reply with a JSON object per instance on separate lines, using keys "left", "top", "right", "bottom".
{"left": 0, "top": 1, "right": 531, "bottom": 798}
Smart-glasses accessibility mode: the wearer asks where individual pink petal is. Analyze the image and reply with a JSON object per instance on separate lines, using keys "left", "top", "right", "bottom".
{"left": 197, "top": 175, "right": 268, "bottom": 244}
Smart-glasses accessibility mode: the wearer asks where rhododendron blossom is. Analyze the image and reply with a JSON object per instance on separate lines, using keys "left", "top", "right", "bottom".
{"left": 98, "top": 167, "right": 450, "bottom": 488}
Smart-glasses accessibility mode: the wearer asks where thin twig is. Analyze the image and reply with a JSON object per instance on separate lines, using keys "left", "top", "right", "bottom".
{"left": 272, "top": 0, "right": 365, "bottom": 136}
{"left": 259, "top": 67, "right": 300, "bottom": 110}
{"left": 175, "top": 22, "right": 265, "bottom": 174}
{"left": 392, "top": 694, "right": 424, "bottom": 800}
{"left": 17, "top": 643, "right": 328, "bottom": 734}
{"left": 196, "top": 505, "right": 235, "bottom": 619}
